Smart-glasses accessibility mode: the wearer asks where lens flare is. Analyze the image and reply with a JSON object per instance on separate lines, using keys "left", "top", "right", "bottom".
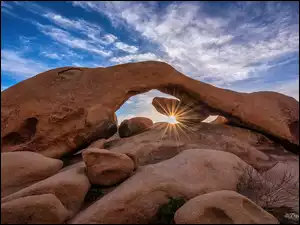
{"left": 167, "top": 115, "right": 178, "bottom": 124}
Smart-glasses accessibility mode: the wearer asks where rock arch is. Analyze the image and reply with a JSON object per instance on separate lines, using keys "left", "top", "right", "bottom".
{"left": 1, "top": 61, "right": 298, "bottom": 158}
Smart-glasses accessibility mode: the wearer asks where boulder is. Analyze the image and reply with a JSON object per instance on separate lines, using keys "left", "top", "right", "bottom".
{"left": 104, "top": 122, "right": 281, "bottom": 172}
{"left": 1, "top": 62, "right": 298, "bottom": 158}
{"left": 82, "top": 148, "right": 135, "bottom": 186}
{"left": 1, "top": 194, "right": 70, "bottom": 224}
{"left": 1, "top": 166, "right": 90, "bottom": 216}
{"left": 69, "top": 149, "right": 248, "bottom": 224}
{"left": 174, "top": 190, "right": 279, "bottom": 224}
{"left": 1, "top": 151, "right": 63, "bottom": 197}
{"left": 88, "top": 139, "right": 106, "bottom": 149}
{"left": 119, "top": 117, "right": 153, "bottom": 138}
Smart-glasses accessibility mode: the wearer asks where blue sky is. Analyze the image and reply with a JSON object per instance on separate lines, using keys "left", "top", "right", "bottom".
{"left": 1, "top": 1, "right": 299, "bottom": 123}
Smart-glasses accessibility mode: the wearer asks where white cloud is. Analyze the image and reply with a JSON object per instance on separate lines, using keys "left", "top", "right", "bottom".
{"left": 75, "top": 1, "right": 299, "bottom": 86}
{"left": 42, "top": 12, "right": 120, "bottom": 47}
{"left": 1, "top": 2, "right": 21, "bottom": 19}
{"left": 115, "top": 42, "right": 138, "bottom": 53}
{"left": 110, "top": 53, "right": 161, "bottom": 64}
{"left": 1, "top": 49, "right": 50, "bottom": 78}
{"left": 34, "top": 22, "right": 112, "bottom": 57}
{"left": 102, "top": 34, "right": 118, "bottom": 44}
{"left": 40, "top": 51, "right": 62, "bottom": 60}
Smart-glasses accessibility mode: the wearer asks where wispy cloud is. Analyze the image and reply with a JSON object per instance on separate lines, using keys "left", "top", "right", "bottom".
{"left": 1, "top": 49, "right": 50, "bottom": 78}
{"left": 114, "top": 42, "right": 138, "bottom": 53}
{"left": 110, "top": 53, "right": 161, "bottom": 63}
{"left": 1, "top": 1, "right": 21, "bottom": 19}
{"left": 75, "top": 1, "right": 299, "bottom": 87}
{"left": 34, "top": 22, "right": 112, "bottom": 57}
{"left": 40, "top": 51, "right": 62, "bottom": 60}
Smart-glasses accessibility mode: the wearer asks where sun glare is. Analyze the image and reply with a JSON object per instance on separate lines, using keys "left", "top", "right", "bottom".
{"left": 167, "top": 115, "right": 178, "bottom": 124}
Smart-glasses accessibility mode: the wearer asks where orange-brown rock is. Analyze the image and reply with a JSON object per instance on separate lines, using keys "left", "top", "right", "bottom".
{"left": 1, "top": 194, "right": 70, "bottom": 224}
{"left": 82, "top": 148, "right": 135, "bottom": 186}
{"left": 1, "top": 167, "right": 90, "bottom": 216}
{"left": 118, "top": 117, "right": 153, "bottom": 138}
{"left": 104, "top": 122, "right": 284, "bottom": 172}
{"left": 174, "top": 190, "right": 279, "bottom": 224}
{"left": 70, "top": 149, "right": 248, "bottom": 224}
{"left": 1, "top": 62, "right": 298, "bottom": 159}
{"left": 1, "top": 151, "right": 63, "bottom": 197}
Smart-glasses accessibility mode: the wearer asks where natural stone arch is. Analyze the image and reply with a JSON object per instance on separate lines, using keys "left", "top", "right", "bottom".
{"left": 1, "top": 61, "right": 298, "bottom": 158}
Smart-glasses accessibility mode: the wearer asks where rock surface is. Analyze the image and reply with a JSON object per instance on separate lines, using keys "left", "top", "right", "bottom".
{"left": 70, "top": 149, "right": 248, "bottom": 224}
{"left": 1, "top": 194, "right": 70, "bottom": 224}
{"left": 1, "top": 62, "right": 298, "bottom": 158}
{"left": 1, "top": 167, "right": 90, "bottom": 216}
{"left": 174, "top": 190, "right": 279, "bottom": 224}
{"left": 1, "top": 151, "right": 63, "bottom": 197}
{"left": 82, "top": 148, "right": 135, "bottom": 186}
{"left": 119, "top": 117, "right": 153, "bottom": 138}
{"left": 104, "top": 122, "right": 282, "bottom": 171}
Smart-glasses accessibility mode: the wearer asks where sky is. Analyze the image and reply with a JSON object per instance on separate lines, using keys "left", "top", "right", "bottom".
{"left": 1, "top": 1, "right": 299, "bottom": 124}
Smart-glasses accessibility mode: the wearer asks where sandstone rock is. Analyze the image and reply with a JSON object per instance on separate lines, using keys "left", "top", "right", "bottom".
{"left": 88, "top": 138, "right": 106, "bottom": 149}
{"left": 174, "top": 190, "right": 279, "bottom": 224}
{"left": 1, "top": 151, "right": 63, "bottom": 197}
{"left": 2, "top": 62, "right": 297, "bottom": 158}
{"left": 1, "top": 166, "right": 90, "bottom": 216}
{"left": 82, "top": 148, "right": 135, "bottom": 186}
{"left": 70, "top": 149, "right": 248, "bottom": 224}
{"left": 1, "top": 194, "right": 70, "bottom": 224}
{"left": 118, "top": 117, "right": 153, "bottom": 138}
{"left": 104, "top": 122, "right": 282, "bottom": 172}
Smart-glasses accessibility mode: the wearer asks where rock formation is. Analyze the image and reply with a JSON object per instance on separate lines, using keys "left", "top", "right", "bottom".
{"left": 1, "top": 151, "right": 63, "bottom": 197}
{"left": 1, "top": 61, "right": 299, "bottom": 224}
{"left": 1, "top": 61, "right": 298, "bottom": 159}
{"left": 119, "top": 117, "right": 153, "bottom": 138}
{"left": 174, "top": 190, "right": 279, "bottom": 224}
{"left": 82, "top": 148, "right": 135, "bottom": 186}
{"left": 70, "top": 149, "right": 248, "bottom": 224}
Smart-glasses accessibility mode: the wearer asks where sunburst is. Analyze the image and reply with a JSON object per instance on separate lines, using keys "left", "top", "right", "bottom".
{"left": 166, "top": 115, "right": 178, "bottom": 125}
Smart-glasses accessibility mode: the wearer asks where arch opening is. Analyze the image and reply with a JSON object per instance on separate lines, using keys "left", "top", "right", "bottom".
{"left": 116, "top": 90, "right": 179, "bottom": 126}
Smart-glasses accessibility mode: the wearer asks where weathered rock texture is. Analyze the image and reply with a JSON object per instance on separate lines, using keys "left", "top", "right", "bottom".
{"left": 1, "top": 167, "right": 90, "bottom": 217}
{"left": 82, "top": 148, "right": 135, "bottom": 186}
{"left": 119, "top": 117, "right": 153, "bottom": 138}
{"left": 1, "top": 194, "right": 70, "bottom": 224}
{"left": 1, "top": 61, "right": 298, "bottom": 158}
{"left": 70, "top": 149, "right": 248, "bottom": 224}
{"left": 174, "top": 190, "right": 279, "bottom": 224}
{"left": 103, "top": 122, "right": 287, "bottom": 172}
{"left": 1, "top": 151, "right": 63, "bottom": 197}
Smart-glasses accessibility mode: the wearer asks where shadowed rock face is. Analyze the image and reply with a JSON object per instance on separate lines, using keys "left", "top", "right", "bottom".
{"left": 1, "top": 61, "right": 299, "bottom": 158}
